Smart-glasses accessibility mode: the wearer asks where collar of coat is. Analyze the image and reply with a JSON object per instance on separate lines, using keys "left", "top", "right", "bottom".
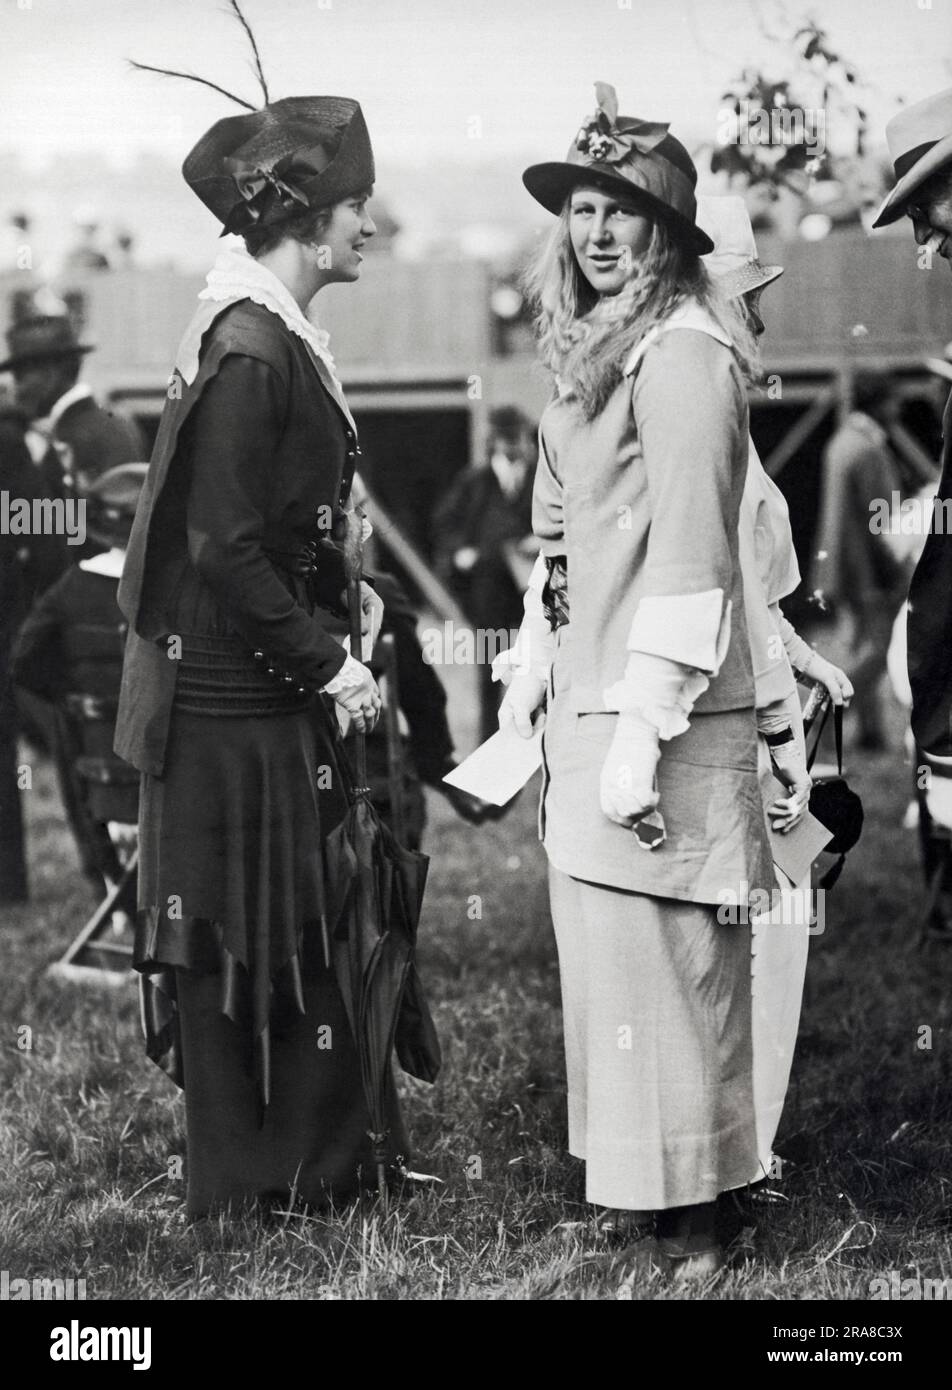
{"left": 174, "top": 246, "right": 356, "bottom": 433}
{"left": 622, "top": 297, "right": 733, "bottom": 377}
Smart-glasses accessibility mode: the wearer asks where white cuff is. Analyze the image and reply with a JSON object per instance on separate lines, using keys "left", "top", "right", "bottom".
{"left": 491, "top": 555, "right": 556, "bottom": 686}
{"left": 322, "top": 652, "right": 365, "bottom": 696}
{"left": 604, "top": 650, "right": 709, "bottom": 740}
{"left": 627, "top": 589, "right": 731, "bottom": 675}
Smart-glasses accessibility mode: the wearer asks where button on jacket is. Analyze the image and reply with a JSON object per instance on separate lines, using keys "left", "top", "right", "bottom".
{"left": 115, "top": 300, "right": 356, "bottom": 776}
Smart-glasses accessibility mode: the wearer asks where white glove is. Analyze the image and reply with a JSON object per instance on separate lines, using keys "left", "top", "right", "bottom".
{"left": 604, "top": 650, "right": 705, "bottom": 740}
{"left": 778, "top": 615, "right": 853, "bottom": 705}
{"left": 600, "top": 713, "right": 661, "bottom": 826}
{"left": 498, "top": 672, "right": 547, "bottom": 739}
{"left": 800, "top": 649, "right": 853, "bottom": 706}
{"left": 600, "top": 650, "right": 706, "bottom": 827}
{"left": 766, "top": 745, "right": 812, "bottom": 833}
{"left": 491, "top": 554, "right": 556, "bottom": 689}
{"left": 325, "top": 654, "right": 382, "bottom": 734}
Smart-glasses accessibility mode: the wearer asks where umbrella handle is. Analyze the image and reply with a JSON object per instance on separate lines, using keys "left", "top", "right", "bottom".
{"left": 347, "top": 576, "right": 370, "bottom": 793}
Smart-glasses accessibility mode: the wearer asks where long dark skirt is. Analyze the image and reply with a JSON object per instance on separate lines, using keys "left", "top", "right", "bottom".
{"left": 135, "top": 697, "right": 407, "bottom": 1216}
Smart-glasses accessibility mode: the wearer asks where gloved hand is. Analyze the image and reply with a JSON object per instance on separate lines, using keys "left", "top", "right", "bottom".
{"left": 802, "top": 650, "right": 853, "bottom": 707}
{"left": 766, "top": 731, "right": 812, "bottom": 833}
{"left": 600, "top": 713, "right": 661, "bottom": 826}
{"left": 498, "top": 672, "right": 547, "bottom": 739}
{"left": 778, "top": 615, "right": 853, "bottom": 706}
{"left": 492, "top": 554, "right": 556, "bottom": 690}
{"left": 326, "top": 655, "right": 382, "bottom": 734}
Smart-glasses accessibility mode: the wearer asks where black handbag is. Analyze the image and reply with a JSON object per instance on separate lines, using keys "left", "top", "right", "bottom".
{"left": 805, "top": 696, "right": 864, "bottom": 889}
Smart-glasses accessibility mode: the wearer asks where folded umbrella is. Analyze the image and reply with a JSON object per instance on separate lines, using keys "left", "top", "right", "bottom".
{"left": 323, "top": 508, "right": 439, "bottom": 1204}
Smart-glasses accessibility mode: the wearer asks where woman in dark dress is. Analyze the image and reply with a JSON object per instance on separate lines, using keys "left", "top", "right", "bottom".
{"left": 115, "top": 77, "right": 405, "bottom": 1216}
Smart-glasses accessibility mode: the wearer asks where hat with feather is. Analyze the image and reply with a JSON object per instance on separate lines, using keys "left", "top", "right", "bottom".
{"left": 132, "top": 1, "right": 374, "bottom": 238}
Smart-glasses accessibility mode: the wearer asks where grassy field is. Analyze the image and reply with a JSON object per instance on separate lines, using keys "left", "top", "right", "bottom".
{"left": 1, "top": 668, "right": 950, "bottom": 1302}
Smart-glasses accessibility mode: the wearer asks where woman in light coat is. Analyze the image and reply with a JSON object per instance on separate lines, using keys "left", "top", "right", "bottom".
{"left": 699, "top": 196, "right": 853, "bottom": 1180}
{"left": 496, "top": 85, "right": 774, "bottom": 1277}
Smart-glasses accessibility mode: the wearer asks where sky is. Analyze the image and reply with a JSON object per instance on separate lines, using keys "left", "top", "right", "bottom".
{"left": 1, "top": 0, "right": 950, "bottom": 264}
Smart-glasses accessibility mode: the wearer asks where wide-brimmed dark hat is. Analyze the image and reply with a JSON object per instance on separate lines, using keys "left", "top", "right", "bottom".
{"left": 83, "top": 462, "right": 148, "bottom": 550}
{"left": 0, "top": 315, "right": 94, "bottom": 373}
{"left": 873, "top": 86, "right": 952, "bottom": 228}
{"left": 132, "top": 2, "right": 373, "bottom": 238}
{"left": 184, "top": 95, "right": 374, "bottom": 237}
{"left": 523, "top": 83, "right": 713, "bottom": 255}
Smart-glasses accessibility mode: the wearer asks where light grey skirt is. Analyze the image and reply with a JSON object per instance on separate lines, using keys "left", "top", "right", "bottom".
{"left": 549, "top": 866, "right": 757, "bottom": 1211}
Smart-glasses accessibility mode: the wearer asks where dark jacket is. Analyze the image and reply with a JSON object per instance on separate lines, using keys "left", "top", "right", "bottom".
{"left": 11, "top": 559, "right": 126, "bottom": 702}
{"left": 909, "top": 390, "right": 952, "bottom": 756}
{"left": 0, "top": 411, "right": 70, "bottom": 610}
{"left": 434, "top": 465, "right": 534, "bottom": 565}
{"left": 813, "top": 411, "right": 905, "bottom": 611}
{"left": 115, "top": 299, "right": 358, "bottom": 775}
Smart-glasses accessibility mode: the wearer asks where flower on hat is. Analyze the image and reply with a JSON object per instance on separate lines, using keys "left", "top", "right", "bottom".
{"left": 574, "top": 82, "right": 670, "bottom": 166}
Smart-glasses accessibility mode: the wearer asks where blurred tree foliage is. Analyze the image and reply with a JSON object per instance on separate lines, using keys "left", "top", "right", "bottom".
{"left": 712, "top": 18, "right": 869, "bottom": 195}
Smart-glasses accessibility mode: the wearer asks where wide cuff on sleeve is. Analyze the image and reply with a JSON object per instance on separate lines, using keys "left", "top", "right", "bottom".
{"left": 627, "top": 589, "right": 731, "bottom": 675}
{"left": 604, "top": 651, "right": 712, "bottom": 741}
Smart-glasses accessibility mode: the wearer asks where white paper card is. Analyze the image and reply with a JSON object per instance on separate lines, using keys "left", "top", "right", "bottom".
{"left": 766, "top": 776, "right": 834, "bottom": 883}
{"left": 442, "top": 724, "right": 544, "bottom": 806}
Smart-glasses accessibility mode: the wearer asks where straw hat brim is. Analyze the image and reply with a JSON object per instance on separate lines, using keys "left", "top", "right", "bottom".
{"left": 719, "top": 262, "right": 784, "bottom": 299}
{"left": 522, "top": 162, "right": 714, "bottom": 255}
{"left": 872, "top": 131, "right": 952, "bottom": 228}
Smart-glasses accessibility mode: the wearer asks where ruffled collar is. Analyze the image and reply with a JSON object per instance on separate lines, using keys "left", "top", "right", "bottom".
{"left": 198, "top": 245, "right": 340, "bottom": 383}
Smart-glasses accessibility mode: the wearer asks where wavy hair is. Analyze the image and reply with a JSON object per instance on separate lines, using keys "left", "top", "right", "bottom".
{"left": 523, "top": 200, "right": 761, "bottom": 419}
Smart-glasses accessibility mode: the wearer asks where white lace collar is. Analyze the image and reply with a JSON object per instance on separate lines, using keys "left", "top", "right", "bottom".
{"left": 198, "top": 245, "right": 340, "bottom": 381}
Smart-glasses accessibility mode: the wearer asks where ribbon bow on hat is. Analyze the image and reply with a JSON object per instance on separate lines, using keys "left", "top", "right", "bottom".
{"left": 575, "top": 82, "right": 670, "bottom": 165}
{"left": 222, "top": 143, "right": 332, "bottom": 235}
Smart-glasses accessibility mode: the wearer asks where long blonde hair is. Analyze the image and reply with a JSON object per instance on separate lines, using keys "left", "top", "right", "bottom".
{"left": 523, "top": 200, "right": 761, "bottom": 419}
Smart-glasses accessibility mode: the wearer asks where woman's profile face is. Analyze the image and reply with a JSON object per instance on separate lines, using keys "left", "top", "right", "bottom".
{"left": 310, "top": 190, "right": 377, "bottom": 282}
{"left": 569, "top": 185, "right": 653, "bottom": 296}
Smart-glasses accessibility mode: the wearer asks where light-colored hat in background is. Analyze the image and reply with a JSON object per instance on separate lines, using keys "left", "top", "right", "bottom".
{"left": 924, "top": 340, "right": 952, "bottom": 383}
{"left": 873, "top": 86, "right": 952, "bottom": 229}
{"left": 697, "top": 194, "right": 783, "bottom": 298}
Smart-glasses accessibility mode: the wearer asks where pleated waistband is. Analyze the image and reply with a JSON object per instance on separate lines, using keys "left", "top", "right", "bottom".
{"left": 173, "top": 633, "right": 313, "bottom": 717}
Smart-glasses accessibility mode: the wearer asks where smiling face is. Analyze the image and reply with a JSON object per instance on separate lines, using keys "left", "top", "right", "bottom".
{"left": 311, "top": 189, "right": 377, "bottom": 282}
{"left": 568, "top": 185, "right": 654, "bottom": 296}
{"left": 907, "top": 166, "right": 952, "bottom": 266}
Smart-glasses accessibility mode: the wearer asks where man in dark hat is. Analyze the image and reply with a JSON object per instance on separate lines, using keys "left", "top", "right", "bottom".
{"left": 1, "top": 315, "right": 146, "bottom": 604}
{"left": 12, "top": 464, "right": 147, "bottom": 893}
{"left": 873, "top": 89, "right": 952, "bottom": 762}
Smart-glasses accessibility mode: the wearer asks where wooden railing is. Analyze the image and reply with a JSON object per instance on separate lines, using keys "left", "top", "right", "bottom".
{"left": 1, "top": 230, "right": 947, "bottom": 398}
